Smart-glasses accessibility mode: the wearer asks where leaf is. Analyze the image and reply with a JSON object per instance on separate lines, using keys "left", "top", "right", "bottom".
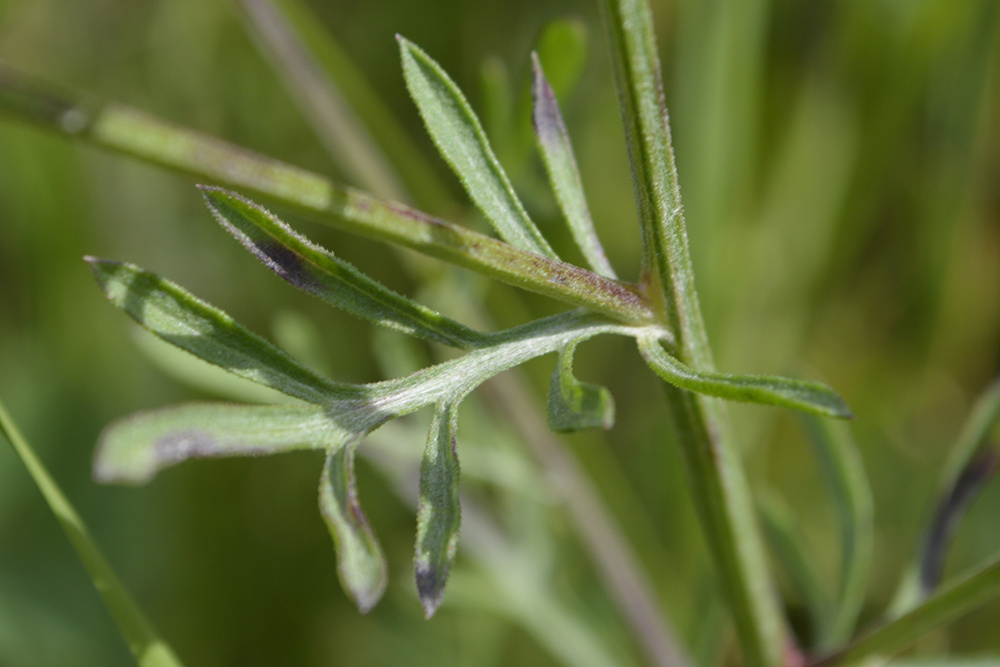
{"left": 415, "top": 402, "right": 463, "bottom": 618}
{"left": 94, "top": 403, "right": 355, "bottom": 485}
{"left": 0, "top": 398, "right": 186, "bottom": 667}
{"left": 546, "top": 337, "right": 615, "bottom": 432}
{"left": 638, "top": 336, "right": 853, "bottom": 419}
{"left": 890, "top": 378, "right": 1000, "bottom": 617}
{"left": 86, "top": 257, "right": 358, "bottom": 406}
{"left": 920, "top": 452, "right": 998, "bottom": 594}
{"left": 201, "top": 187, "right": 490, "bottom": 349}
{"left": 398, "top": 36, "right": 556, "bottom": 258}
{"left": 818, "top": 557, "right": 1000, "bottom": 667}
{"left": 320, "top": 439, "right": 388, "bottom": 613}
{"left": 801, "top": 415, "right": 873, "bottom": 649}
{"left": 531, "top": 55, "right": 616, "bottom": 279}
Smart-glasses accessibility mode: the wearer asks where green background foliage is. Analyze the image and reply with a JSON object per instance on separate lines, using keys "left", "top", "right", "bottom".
{"left": 0, "top": 0, "right": 998, "bottom": 665}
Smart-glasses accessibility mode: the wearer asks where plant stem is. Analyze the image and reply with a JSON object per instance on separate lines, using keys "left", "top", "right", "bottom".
{"left": 0, "top": 398, "right": 184, "bottom": 667}
{"left": 810, "top": 557, "right": 1000, "bottom": 667}
{"left": 600, "top": 1, "right": 786, "bottom": 665}
{"left": 0, "top": 66, "right": 653, "bottom": 325}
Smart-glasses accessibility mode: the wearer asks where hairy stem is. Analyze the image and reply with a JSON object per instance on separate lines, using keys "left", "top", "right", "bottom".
{"left": 600, "top": 1, "right": 786, "bottom": 665}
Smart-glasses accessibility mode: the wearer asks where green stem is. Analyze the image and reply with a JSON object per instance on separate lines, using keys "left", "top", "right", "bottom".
{"left": 811, "top": 557, "right": 1000, "bottom": 667}
{"left": 0, "top": 65, "right": 653, "bottom": 326}
{"left": 600, "top": 1, "right": 786, "bottom": 665}
{"left": 0, "top": 398, "right": 184, "bottom": 667}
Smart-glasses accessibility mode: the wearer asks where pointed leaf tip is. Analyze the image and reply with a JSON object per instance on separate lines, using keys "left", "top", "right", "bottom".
{"left": 415, "top": 403, "right": 462, "bottom": 618}
{"left": 547, "top": 338, "right": 615, "bottom": 432}
{"left": 639, "top": 337, "right": 853, "bottom": 419}
{"left": 399, "top": 37, "right": 556, "bottom": 258}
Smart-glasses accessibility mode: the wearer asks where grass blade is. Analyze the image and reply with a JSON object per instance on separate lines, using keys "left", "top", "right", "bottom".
{"left": 415, "top": 402, "right": 462, "bottom": 618}
{"left": 546, "top": 337, "right": 615, "bottom": 432}
{"left": 638, "top": 337, "right": 852, "bottom": 419}
{"left": 94, "top": 402, "right": 354, "bottom": 485}
{"left": 86, "top": 257, "right": 357, "bottom": 405}
{"left": 320, "top": 439, "right": 388, "bottom": 612}
{"left": 398, "top": 37, "right": 556, "bottom": 258}
{"left": 890, "top": 378, "right": 1000, "bottom": 616}
{"left": 236, "top": 0, "right": 452, "bottom": 210}
{"left": 236, "top": 0, "right": 406, "bottom": 202}
{"left": 802, "top": 416, "right": 874, "bottom": 648}
{"left": 201, "top": 187, "right": 490, "bottom": 349}
{"left": 0, "top": 398, "right": 185, "bottom": 667}
{"left": 812, "top": 557, "right": 1000, "bottom": 667}
{"left": 531, "top": 54, "right": 616, "bottom": 279}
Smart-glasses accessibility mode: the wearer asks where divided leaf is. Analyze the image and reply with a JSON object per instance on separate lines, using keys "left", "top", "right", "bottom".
{"left": 638, "top": 336, "right": 852, "bottom": 419}
{"left": 546, "top": 337, "right": 615, "bottom": 432}
{"left": 531, "top": 54, "right": 616, "bottom": 279}
{"left": 398, "top": 36, "right": 556, "bottom": 258}
{"left": 320, "top": 440, "right": 388, "bottom": 613}
{"left": 201, "top": 187, "right": 489, "bottom": 349}
{"left": 415, "top": 402, "right": 462, "bottom": 618}
{"left": 94, "top": 403, "right": 355, "bottom": 485}
{"left": 87, "top": 257, "right": 355, "bottom": 406}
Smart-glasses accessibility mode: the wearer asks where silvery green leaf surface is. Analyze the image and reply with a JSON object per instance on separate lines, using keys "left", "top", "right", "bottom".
{"left": 398, "top": 36, "right": 556, "bottom": 258}
{"left": 801, "top": 415, "right": 873, "bottom": 649}
{"left": 87, "top": 257, "right": 357, "bottom": 406}
{"left": 320, "top": 440, "right": 388, "bottom": 613}
{"left": 637, "top": 336, "right": 852, "bottom": 419}
{"left": 531, "top": 55, "right": 616, "bottom": 279}
{"left": 546, "top": 338, "right": 615, "bottom": 432}
{"left": 415, "top": 402, "right": 462, "bottom": 618}
{"left": 94, "top": 403, "right": 353, "bottom": 485}
{"left": 201, "top": 187, "right": 489, "bottom": 349}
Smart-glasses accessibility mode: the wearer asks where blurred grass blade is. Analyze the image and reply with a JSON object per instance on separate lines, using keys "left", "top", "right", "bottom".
{"left": 415, "top": 402, "right": 462, "bottom": 618}
{"left": 890, "top": 378, "right": 1000, "bottom": 616}
{"left": 920, "top": 453, "right": 998, "bottom": 594}
{"left": 201, "top": 187, "right": 490, "bottom": 349}
{"left": 86, "top": 257, "right": 358, "bottom": 405}
{"left": 531, "top": 54, "right": 616, "bottom": 279}
{"left": 935, "top": 378, "right": 1000, "bottom": 510}
{"left": 757, "top": 491, "right": 832, "bottom": 643}
{"left": 236, "top": 0, "right": 405, "bottom": 201}
{"left": 802, "top": 416, "right": 873, "bottom": 648}
{"left": 0, "top": 398, "right": 185, "bottom": 667}
{"left": 94, "top": 403, "right": 355, "bottom": 485}
{"left": 638, "top": 337, "right": 852, "bottom": 419}
{"left": 546, "top": 337, "right": 615, "bottom": 432}
{"left": 236, "top": 0, "right": 452, "bottom": 211}
{"left": 813, "top": 557, "right": 1000, "bottom": 667}
{"left": 0, "top": 69, "right": 654, "bottom": 325}
{"left": 320, "top": 439, "right": 388, "bottom": 612}
{"left": 398, "top": 37, "right": 557, "bottom": 258}
{"left": 479, "top": 56, "right": 514, "bottom": 161}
